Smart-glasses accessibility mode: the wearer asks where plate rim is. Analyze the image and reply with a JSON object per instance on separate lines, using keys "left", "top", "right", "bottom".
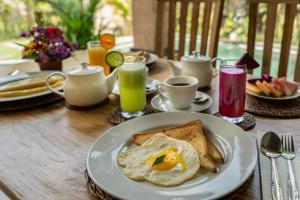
{"left": 112, "top": 78, "right": 159, "bottom": 96}
{"left": 86, "top": 112, "right": 257, "bottom": 200}
{"left": 247, "top": 89, "right": 300, "bottom": 101}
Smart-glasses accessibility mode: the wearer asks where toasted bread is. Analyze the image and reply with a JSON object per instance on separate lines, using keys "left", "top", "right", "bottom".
{"left": 132, "top": 120, "right": 219, "bottom": 173}
{"left": 186, "top": 121, "right": 224, "bottom": 164}
{"left": 203, "top": 132, "right": 224, "bottom": 164}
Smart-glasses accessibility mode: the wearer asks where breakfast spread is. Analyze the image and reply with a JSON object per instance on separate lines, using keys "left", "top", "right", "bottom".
{"left": 247, "top": 75, "right": 298, "bottom": 97}
{"left": 117, "top": 120, "right": 225, "bottom": 186}
{"left": 0, "top": 76, "right": 63, "bottom": 98}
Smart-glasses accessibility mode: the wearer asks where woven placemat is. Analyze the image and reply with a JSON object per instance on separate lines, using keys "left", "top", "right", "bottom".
{"left": 84, "top": 169, "right": 254, "bottom": 200}
{"left": 245, "top": 95, "right": 300, "bottom": 118}
{"left": 213, "top": 112, "right": 256, "bottom": 130}
{"left": 107, "top": 105, "right": 158, "bottom": 124}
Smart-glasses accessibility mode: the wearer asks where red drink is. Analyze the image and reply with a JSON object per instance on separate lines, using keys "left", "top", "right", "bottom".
{"left": 219, "top": 64, "right": 246, "bottom": 123}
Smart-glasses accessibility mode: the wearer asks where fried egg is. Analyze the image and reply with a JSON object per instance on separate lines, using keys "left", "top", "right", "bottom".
{"left": 117, "top": 133, "right": 200, "bottom": 186}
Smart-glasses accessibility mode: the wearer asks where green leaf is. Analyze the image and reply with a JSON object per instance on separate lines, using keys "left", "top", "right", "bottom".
{"left": 152, "top": 155, "right": 166, "bottom": 166}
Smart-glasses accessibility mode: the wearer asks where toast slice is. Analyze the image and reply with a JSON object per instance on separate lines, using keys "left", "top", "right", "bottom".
{"left": 186, "top": 121, "right": 224, "bottom": 164}
{"left": 132, "top": 120, "right": 221, "bottom": 173}
{"left": 203, "top": 131, "right": 224, "bottom": 164}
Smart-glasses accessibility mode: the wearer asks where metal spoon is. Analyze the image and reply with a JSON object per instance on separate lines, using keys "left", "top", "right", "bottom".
{"left": 193, "top": 96, "right": 209, "bottom": 104}
{"left": 261, "top": 131, "right": 283, "bottom": 200}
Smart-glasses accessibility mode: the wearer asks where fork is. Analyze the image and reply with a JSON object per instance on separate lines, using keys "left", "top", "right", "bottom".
{"left": 281, "top": 134, "right": 299, "bottom": 200}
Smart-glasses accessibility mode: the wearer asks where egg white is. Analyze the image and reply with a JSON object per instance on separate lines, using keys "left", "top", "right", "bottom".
{"left": 117, "top": 133, "right": 200, "bottom": 186}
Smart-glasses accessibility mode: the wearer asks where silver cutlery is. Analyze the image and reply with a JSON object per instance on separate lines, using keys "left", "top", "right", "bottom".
{"left": 281, "top": 134, "right": 299, "bottom": 200}
{"left": 193, "top": 96, "right": 209, "bottom": 104}
{"left": 261, "top": 131, "right": 283, "bottom": 200}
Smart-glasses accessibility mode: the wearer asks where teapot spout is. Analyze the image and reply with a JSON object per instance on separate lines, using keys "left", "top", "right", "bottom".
{"left": 106, "top": 68, "right": 118, "bottom": 93}
{"left": 167, "top": 60, "right": 181, "bottom": 76}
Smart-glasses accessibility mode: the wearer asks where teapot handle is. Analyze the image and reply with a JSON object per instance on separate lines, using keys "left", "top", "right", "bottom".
{"left": 46, "top": 72, "right": 66, "bottom": 98}
{"left": 210, "top": 57, "right": 223, "bottom": 67}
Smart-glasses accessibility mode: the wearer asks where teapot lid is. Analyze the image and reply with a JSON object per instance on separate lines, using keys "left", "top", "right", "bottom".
{"left": 67, "top": 63, "right": 101, "bottom": 75}
{"left": 181, "top": 51, "right": 211, "bottom": 62}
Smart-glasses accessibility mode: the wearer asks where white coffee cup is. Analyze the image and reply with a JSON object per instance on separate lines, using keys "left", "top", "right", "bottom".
{"left": 158, "top": 76, "right": 198, "bottom": 109}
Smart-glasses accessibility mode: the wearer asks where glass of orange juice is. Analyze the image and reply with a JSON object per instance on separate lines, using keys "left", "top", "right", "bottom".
{"left": 87, "top": 41, "right": 110, "bottom": 75}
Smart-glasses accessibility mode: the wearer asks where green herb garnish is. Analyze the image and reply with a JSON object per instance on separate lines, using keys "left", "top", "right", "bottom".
{"left": 152, "top": 155, "right": 166, "bottom": 166}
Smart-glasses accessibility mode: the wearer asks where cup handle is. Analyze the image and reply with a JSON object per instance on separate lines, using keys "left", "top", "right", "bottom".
{"left": 46, "top": 72, "right": 65, "bottom": 98}
{"left": 157, "top": 83, "right": 168, "bottom": 101}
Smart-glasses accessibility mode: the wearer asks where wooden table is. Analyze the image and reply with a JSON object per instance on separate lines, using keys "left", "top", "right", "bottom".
{"left": 0, "top": 59, "right": 299, "bottom": 200}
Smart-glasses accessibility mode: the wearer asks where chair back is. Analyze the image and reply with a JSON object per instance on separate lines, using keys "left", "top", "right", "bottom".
{"left": 247, "top": 0, "right": 300, "bottom": 81}
{"left": 155, "top": 0, "right": 224, "bottom": 60}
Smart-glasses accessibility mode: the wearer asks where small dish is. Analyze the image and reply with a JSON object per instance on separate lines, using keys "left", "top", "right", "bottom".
{"left": 151, "top": 91, "right": 212, "bottom": 112}
{"left": 146, "top": 53, "right": 158, "bottom": 68}
{"left": 112, "top": 79, "right": 159, "bottom": 96}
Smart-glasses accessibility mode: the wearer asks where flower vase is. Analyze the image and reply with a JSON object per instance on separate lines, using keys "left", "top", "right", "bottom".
{"left": 38, "top": 60, "right": 62, "bottom": 71}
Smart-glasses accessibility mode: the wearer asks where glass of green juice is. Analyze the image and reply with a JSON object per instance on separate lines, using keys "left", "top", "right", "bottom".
{"left": 118, "top": 62, "right": 147, "bottom": 119}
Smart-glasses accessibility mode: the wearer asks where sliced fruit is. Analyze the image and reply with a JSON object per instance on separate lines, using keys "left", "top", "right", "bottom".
{"left": 263, "top": 81, "right": 282, "bottom": 97}
{"left": 99, "top": 33, "right": 115, "bottom": 49}
{"left": 285, "top": 81, "right": 298, "bottom": 96}
{"left": 246, "top": 83, "right": 262, "bottom": 95}
{"left": 105, "top": 51, "right": 124, "bottom": 68}
{"left": 235, "top": 53, "right": 260, "bottom": 70}
{"left": 278, "top": 77, "right": 293, "bottom": 96}
{"left": 256, "top": 80, "right": 271, "bottom": 96}
{"left": 261, "top": 74, "right": 272, "bottom": 82}
{"left": 272, "top": 78, "right": 284, "bottom": 94}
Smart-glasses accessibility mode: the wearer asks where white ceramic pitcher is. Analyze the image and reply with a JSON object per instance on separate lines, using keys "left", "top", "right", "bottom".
{"left": 46, "top": 63, "right": 118, "bottom": 107}
{"left": 168, "top": 51, "right": 218, "bottom": 88}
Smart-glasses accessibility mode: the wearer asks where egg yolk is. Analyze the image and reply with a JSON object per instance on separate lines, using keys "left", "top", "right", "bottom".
{"left": 145, "top": 148, "right": 187, "bottom": 171}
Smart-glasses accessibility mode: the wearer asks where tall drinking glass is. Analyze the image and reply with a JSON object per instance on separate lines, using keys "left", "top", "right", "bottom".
{"left": 118, "top": 62, "right": 146, "bottom": 119}
{"left": 219, "top": 60, "right": 247, "bottom": 123}
{"left": 87, "top": 41, "right": 110, "bottom": 75}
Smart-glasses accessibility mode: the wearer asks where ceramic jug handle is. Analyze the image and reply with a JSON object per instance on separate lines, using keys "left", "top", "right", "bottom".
{"left": 210, "top": 58, "right": 223, "bottom": 67}
{"left": 46, "top": 72, "right": 66, "bottom": 97}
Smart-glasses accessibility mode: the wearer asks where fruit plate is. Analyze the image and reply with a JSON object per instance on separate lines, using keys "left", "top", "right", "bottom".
{"left": 247, "top": 87, "right": 300, "bottom": 101}
{"left": 86, "top": 112, "right": 257, "bottom": 200}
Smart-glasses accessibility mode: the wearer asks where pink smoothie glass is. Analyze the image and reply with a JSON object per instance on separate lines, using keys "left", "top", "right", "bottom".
{"left": 219, "top": 60, "right": 247, "bottom": 123}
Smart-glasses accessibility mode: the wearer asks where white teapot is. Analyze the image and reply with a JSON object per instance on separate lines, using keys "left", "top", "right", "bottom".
{"left": 46, "top": 63, "right": 118, "bottom": 107}
{"left": 168, "top": 51, "right": 217, "bottom": 88}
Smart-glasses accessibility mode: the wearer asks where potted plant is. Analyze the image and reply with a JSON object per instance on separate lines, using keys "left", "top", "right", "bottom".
{"left": 20, "top": 26, "right": 76, "bottom": 71}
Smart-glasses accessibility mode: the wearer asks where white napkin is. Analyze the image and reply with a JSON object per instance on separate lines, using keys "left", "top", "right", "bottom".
{"left": 257, "top": 131, "right": 300, "bottom": 200}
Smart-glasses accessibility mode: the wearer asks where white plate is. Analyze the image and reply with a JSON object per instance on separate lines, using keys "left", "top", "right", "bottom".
{"left": 151, "top": 91, "right": 212, "bottom": 112}
{"left": 247, "top": 88, "right": 300, "bottom": 101}
{"left": 0, "top": 59, "right": 29, "bottom": 66}
{"left": 112, "top": 79, "right": 159, "bottom": 96}
{"left": 0, "top": 71, "right": 63, "bottom": 102}
{"left": 87, "top": 112, "right": 257, "bottom": 200}
{"left": 146, "top": 53, "right": 158, "bottom": 66}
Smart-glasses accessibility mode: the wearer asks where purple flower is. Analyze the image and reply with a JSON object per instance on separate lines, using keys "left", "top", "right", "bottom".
{"left": 38, "top": 52, "right": 49, "bottom": 62}
{"left": 19, "top": 26, "right": 74, "bottom": 61}
{"left": 20, "top": 32, "right": 31, "bottom": 37}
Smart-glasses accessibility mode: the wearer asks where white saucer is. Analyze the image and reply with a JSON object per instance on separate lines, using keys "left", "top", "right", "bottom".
{"left": 151, "top": 91, "right": 212, "bottom": 112}
{"left": 112, "top": 79, "right": 159, "bottom": 96}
